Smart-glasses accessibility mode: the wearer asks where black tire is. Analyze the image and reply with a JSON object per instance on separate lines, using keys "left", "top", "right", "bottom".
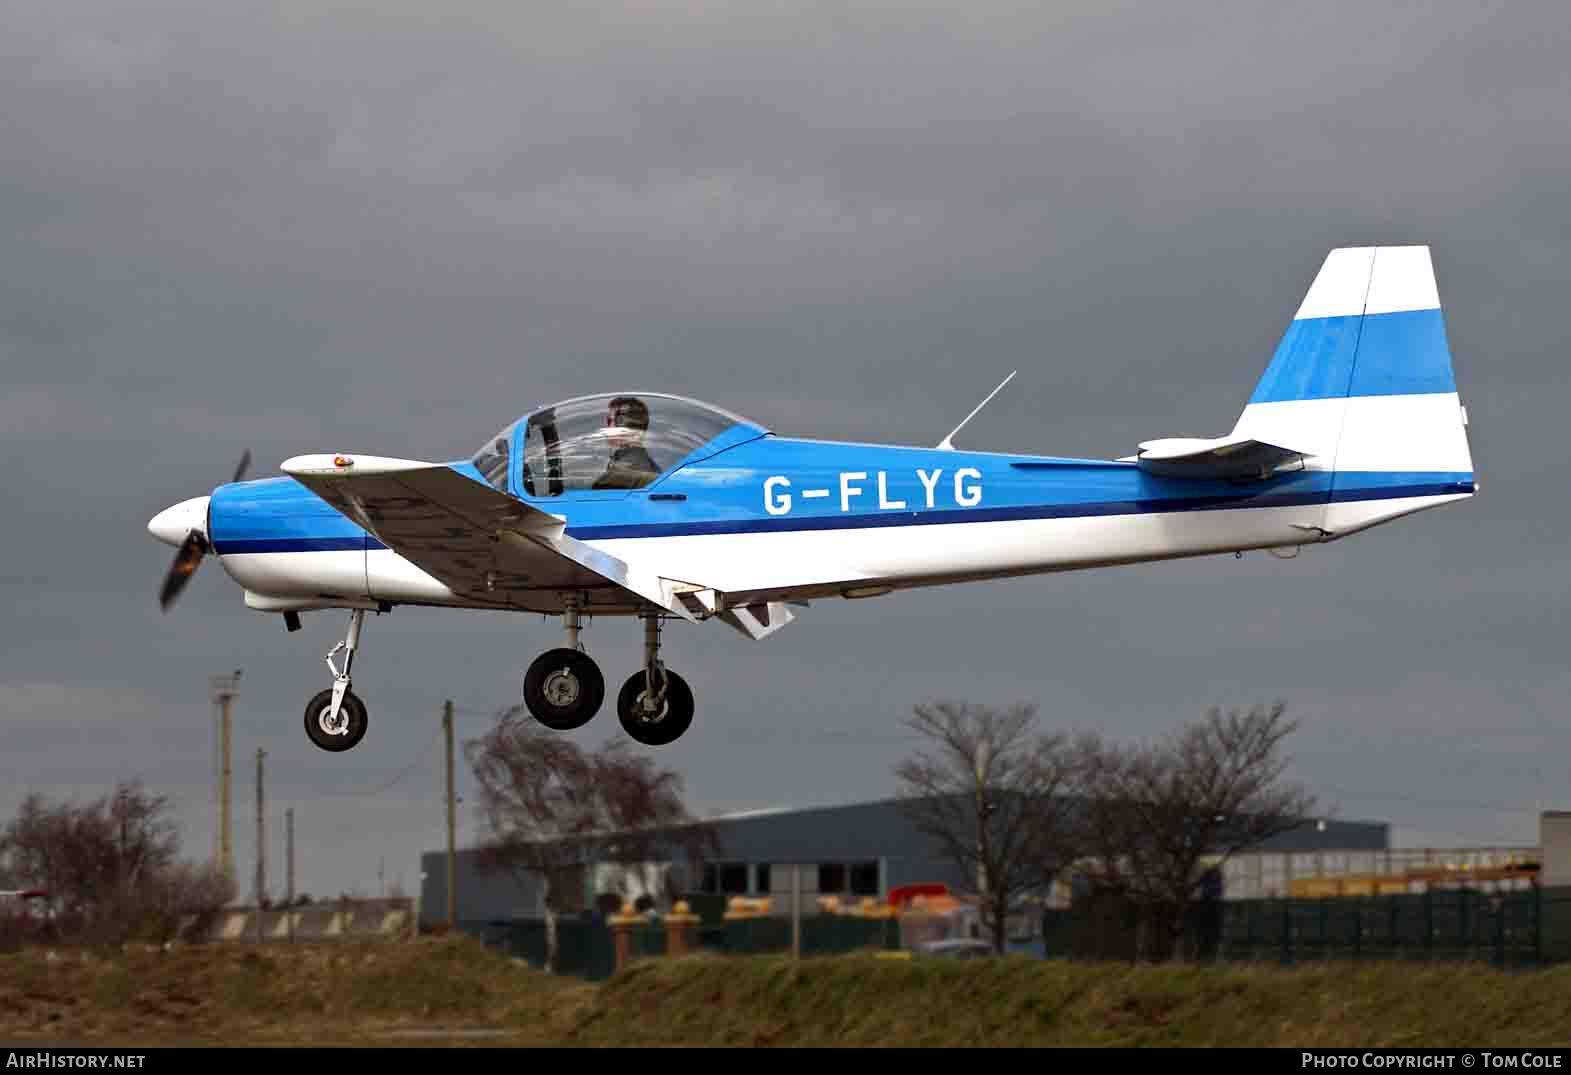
{"left": 304, "top": 687, "right": 368, "bottom": 752}
{"left": 616, "top": 668, "right": 694, "bottom": 746}
{"left": 523, "top": 648, "right": 604, "bottom": 730}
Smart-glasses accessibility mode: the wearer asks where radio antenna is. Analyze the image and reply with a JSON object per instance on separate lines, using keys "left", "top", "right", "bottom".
{"left": 937, "top": 370, "right": 1017, "bottom": 451}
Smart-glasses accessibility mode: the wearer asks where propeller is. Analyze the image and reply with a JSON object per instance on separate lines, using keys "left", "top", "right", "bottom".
{"left": 159, "top": 530, "right": 210, "bottom": 612}
{"left": 156, "top": 450, "right": 251, "bottom": 613}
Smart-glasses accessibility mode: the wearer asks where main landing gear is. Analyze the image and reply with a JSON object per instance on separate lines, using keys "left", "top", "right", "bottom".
{"left": 521, "top": 598, "right": 603, "bottom": 731}
{"left": 521, "top": 602, "right": 694, "bottom": 746}
{"left": 304, "top": 607, "right": 370, "bottom": 752}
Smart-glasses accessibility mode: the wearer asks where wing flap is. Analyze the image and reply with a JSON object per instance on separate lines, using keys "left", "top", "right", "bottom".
{"left": 717, "top": 600, "right": 796, "bottom": 641}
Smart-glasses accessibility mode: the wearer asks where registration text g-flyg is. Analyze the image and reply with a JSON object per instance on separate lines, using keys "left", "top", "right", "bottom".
{"left": 764, "top": 468, "right": 982, "bottom": 516}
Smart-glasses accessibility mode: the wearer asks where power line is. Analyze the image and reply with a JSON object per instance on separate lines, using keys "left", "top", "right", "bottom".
{"left": 306, "top": 722, "right": 445, "bottom": 800}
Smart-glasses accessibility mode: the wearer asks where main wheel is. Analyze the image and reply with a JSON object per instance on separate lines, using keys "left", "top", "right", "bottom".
{"left": 304, "top": 687, "right": 368, "bottom": 752}
{"left": 523, "top": 648, "right": 604, "bottom": 730}
{"left": 616, "top": 668, "right": 693, "bottom": 746}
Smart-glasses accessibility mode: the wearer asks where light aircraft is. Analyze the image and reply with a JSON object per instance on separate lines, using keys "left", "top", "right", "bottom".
{"left": 148, "top": 245, "right": 1477, "bottom": 751}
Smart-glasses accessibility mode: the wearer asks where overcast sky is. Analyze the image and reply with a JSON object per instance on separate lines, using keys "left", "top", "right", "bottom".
{"left": 4, "top": 1, "right": 1568, "bottom": 904}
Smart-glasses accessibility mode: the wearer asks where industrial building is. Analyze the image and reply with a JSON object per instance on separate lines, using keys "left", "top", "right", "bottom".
{"left": 417, "top": 794, "right": 1395, "bottom": 928}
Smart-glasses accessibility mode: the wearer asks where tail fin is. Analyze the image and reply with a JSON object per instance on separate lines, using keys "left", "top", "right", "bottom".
{"left": 1230, "top": 245, "right": 1476, "bottom": 536}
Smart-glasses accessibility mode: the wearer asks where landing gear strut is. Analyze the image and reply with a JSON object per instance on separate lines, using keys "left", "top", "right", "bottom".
{"left": 304, "top": 608, "right": 369, "bottom": 752}
{"left": 616, "top": 611, "right": 693, "bottom": 746}
{"left": 522, "top": 597, "right": 604, "bottom": 730}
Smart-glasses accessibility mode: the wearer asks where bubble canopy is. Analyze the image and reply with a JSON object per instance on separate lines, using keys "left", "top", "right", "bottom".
{"left": 471, "top": 392, "right": 769, "bottom": 497}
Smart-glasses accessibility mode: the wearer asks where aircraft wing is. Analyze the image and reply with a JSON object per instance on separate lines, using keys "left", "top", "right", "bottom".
{"left": 279, "top": 453, "right": 704, "bottom": 621}
{"left": 1121, "top": 434, "right": 1312, "bottom": 480}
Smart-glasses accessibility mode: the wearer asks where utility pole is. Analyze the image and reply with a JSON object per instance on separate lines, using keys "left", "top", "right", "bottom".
{"left": 255, "top": 747, "right": 265, "bottom": 943}
{"left": 975, "top": 739, "right": 990, "bottom": 900}
{"left": 792, "top": 863, "right": 802, "bottom": 961}
{"left": 209, "top": 670, "right": 241, "bottom": 890}
{"left": 975, "top": 739, "right": 992, "bottom": 946}
{"left": 286, "top": 807, "right": 295, "bottom": 943}
{"left": 444, "top": 700, "right": 456, "bottom": 929}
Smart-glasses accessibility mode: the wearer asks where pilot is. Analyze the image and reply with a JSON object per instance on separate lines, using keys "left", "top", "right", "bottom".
{"left": 593, "top": 395, "right": 661, "bottom": 489}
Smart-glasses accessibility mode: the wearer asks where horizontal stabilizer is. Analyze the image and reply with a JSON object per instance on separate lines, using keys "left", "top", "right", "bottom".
{"left": 1122, "top": 435, "right": 1311, "bottom": 480}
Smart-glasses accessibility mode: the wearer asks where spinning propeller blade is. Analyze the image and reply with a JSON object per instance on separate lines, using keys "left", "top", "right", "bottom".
{"left": 158, "top": 530, "right": 209, "bottom": 612}
{"left": 155, "top": 450, "right": 249, "bottom": 613}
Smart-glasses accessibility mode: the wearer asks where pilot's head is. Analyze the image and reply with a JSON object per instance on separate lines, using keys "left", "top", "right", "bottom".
{"left": 605, "top": 396, "right": 649, "bottom": 449}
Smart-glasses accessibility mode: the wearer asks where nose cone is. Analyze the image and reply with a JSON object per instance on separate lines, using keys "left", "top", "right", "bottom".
{"left": 148, "top": 495, "right": 210, "bottom": 547}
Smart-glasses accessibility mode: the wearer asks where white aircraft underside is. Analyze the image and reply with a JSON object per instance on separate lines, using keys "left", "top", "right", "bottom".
{"left": 223, "top": 487, "right": 1467, "bottom": 618}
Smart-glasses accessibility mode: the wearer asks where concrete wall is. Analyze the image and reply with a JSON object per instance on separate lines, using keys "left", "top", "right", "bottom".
{"left": 1542, "top": 812, "right": 1571, "bottom": 888}
{"left": 182, "top": 897, "right": 417, "bottom": 942}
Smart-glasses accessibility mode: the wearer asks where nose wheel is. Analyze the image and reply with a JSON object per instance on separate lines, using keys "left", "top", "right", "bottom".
{"left": 304, "top": 687, "right": 368, "bottom": 752}
{"left": 304, "top": 608, "right": 372, "bottom": 752}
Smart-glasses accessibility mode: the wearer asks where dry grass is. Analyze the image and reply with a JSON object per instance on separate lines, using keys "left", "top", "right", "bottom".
{"left": 3, "top": 935, "right": 1571, "bottom": 1047}
{"left": 0, "top": 935, "right": 590, "bottom": 1046}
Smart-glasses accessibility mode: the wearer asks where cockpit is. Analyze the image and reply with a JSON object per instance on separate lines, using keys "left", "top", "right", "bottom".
{"left": 470, "top": 392, "right": 769, "bottom": 498}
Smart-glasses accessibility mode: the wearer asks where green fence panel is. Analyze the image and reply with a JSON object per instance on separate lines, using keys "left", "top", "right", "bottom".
{"left": 1051, "top": 884, "right": 1571, "bottom": 970}
{"left": 629, "top": 922, "right": 667, "bottom": 960}
{"left": 725, "top": 914, "right": 791, "bottom": 955}
{"left": 456, "top": 917, "right": 617, "bottom": 980}
{"left": 464, "top": 885, "right": 1571, "bottom": 976}
{"left": 1541, "top": 890, "right": 1571, "bottom": 964}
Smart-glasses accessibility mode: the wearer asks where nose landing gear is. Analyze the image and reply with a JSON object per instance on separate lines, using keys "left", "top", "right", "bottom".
{"left": 304, "top": 607, "right": 370, "bottom": 752}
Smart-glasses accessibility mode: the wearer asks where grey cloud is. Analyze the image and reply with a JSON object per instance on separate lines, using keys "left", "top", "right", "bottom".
{"left": 2, "top": 1, "right": 1568, "bottom": 899}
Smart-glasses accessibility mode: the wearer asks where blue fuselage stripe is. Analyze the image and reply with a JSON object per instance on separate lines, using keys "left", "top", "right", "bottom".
{"left": 209, "top": 470, "right": 1474, "bottom": 553}
{"left": 217, "top": 537, "right": 369, "bottom": 554}
{"left": 562, "top": 478, "right": 1472, "bottom": 539}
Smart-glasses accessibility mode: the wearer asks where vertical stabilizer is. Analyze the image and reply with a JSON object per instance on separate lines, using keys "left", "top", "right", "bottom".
{"left": 1229, "top": 245, "right": 1475, "bottom": 537}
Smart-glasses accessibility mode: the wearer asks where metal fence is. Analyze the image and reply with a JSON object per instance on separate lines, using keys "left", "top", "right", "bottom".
{"left": 1043, "top": 885, "right": 1571, "bottom": 968}
{"left": 1218, "top": 846, "right": 1540, "bottom": 901}
{"left": 460, "top": 887, "right": 1571, "bottom": 977}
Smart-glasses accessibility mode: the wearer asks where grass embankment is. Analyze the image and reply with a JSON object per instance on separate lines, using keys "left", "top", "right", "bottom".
{"left": 3, "top": 934, "right": 1571, "bottom": 1047}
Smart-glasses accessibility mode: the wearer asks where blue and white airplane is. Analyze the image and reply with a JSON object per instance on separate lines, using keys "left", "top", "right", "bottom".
{"left": 148, "top": 245, "right": 1477, "bottom": 751}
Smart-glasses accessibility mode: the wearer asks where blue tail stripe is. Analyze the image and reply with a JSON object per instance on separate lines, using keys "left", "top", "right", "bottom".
{"left": 1249, "top": 314, "right": 1363, "bottom": 405}
{"left": 1249, "top": 308, "right": 1453, "bottom": 404}
{"left": 1347, "top": 308, "right": 1457, "bottom": 398}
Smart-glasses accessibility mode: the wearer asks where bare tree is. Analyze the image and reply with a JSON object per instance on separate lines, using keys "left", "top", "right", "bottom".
{"left": 0, "top": 780, "right": 232, "bottom": 947}
{"left": 893, "top": 701, "right": 1085, "bottom": 954}
{"left": 1072, "top": 702, "right": 1318, "bottom": 961}
{"left": 465, "top": 707, "right": 719, "bottom": 972}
